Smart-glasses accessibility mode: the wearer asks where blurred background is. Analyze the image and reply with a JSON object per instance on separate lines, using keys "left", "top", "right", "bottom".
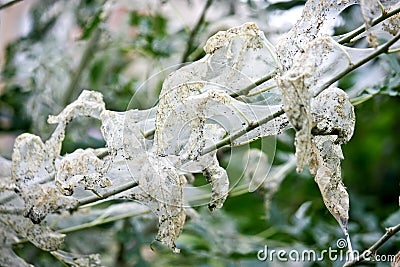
{"left": 0, "top": 0, "right": 399, "bottom": 266}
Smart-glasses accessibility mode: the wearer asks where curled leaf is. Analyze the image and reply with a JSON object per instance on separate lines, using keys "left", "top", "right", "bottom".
{"left": 1, "top": 214, "right": 65, "bottom": 251}
{"left": 309, "top": 87, "right": 355, "bottom": 234}
{"left": 309, "top": 136, "right": 349, "bottom": 230}
{"left": 383, "top": 13, "right": 400, "bottom": 36}
{"left": 276, "top": 0, "right": 358, "bottom": 70}
{"left": 22, "top": 184, "right": 77, "bottom": 224}
{"left": 277, "top": 35, "right": 364, "bottom": 172}
{"left": 202, "top": 156, "right": 229, "bottom": 210}
{"left": 311, "top": 87, "right": 355, "bottom": 144}
{"left": 47, "top": 90, "right": 105, "bottom": 124}
{"left": 126, "top": 155, "right": 186, "bottom": 253}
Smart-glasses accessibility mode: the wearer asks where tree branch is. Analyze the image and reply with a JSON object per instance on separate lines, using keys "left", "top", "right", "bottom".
{"left": 181, "top": 0, "right": 213, "bottom": 63}
{"left": 230, "top": 71, "right": 277, "bottom": 98}
{"left": 344, "top": 223, "right": 400, "bottom": 266}
{"left": 0, "top": 0, "right": 23, "bottom": 10}
{"left": 317, "top": 31, "right": 400, "bottom": 97}
{"left": 202, "top": 30, "right": 400, "bottom": 155}
{"left": 201, "top": 108, "right": 286, "bottom": 155}
{"left": 77, "top": 181, "right": 139, "bottom": 208}
{"left": 338, "top": 6, "right": 400, "bottom": 45}
{"left": 3, "top": 33, "right": 398, "bottom": 213}
{"left": 59, "top": 209, "right": 151, "bottom": 234}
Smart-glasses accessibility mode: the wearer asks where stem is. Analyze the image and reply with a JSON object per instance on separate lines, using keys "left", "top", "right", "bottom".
{"left": 230, "top": 72, "right": 276, "bottom": 98}
{"left": 77, "top": 181, "right": 139, "bottom": 207}
{"left": 59, "top": 209, "right": 151, "bottom": 234}
{"left": 201, "top": 108, "right": 285, "bottom": 155}
{"left": 246, "top": 84, "right": 277, "bottom": 97}
{"left": 181, "top": 0, "right": 213, "bottom": 63}
{"left": 0, "top": 0, "right": 23, "bottom": 10}
{"left": 344, "top": 224, "right": 400, "bottom": 266}
{"left": 388, "top": 47, "right": 400, "bottom": 54}
{"left": 63, "top": 28, "right": 101, "bottom": 106}
{"left": 316, "top": 32, "right": 400, "bottom": 97}
{"left": 0, "top": 149, "right": 109, "bottom": 206}
{"left": 338, "top": 6, "right": 400, "bottom": 45}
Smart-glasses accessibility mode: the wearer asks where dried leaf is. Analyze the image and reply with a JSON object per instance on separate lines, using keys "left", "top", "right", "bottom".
{"left": 202, "top": 156, "right": 229, "bottom": 210}
{"left": 1, "top": 214, "right": 65, "bottom": 251}
{"left": 128, "top": 23, "right": 291, "bottom": 251}
{"left": 277, "top": 35, "right": 363, "bottom": 172}
{"left": 55, "top": 149, "right": 112, "bottom": 196}
{"left": 11, "top": 133, "right": 53, "bottom": 184}
{"left": 309, "top": 136, "right": 349, "bottom": 230}
{"left": 360, "top": 0, "right": 381, "bottom": 47}
{"left": 155, "top": 22, "right": 285, "bottom": 157}
{"left": 308, "top": 87, "right": 355, "bottom": 234}
{"left": 11, "top": 134, "right": 78, "bottom": 223}
{"left": 277, "top": 73, "right": 312, "bottom": 173}
{"left": 276, "top": 0, "right": 358, "bottom": 71}
{"left": 311, "top": 87, "right": 355, "bottom": 144}
{"left": 21, "top": 184, "right": 77, "bottom": 224}
{"left": 126, "top": 155, "right": 186, "bottom": 253}
{"left": 10, "top": 92, "right": 106, "bottom": 224}
{"left": 383, "top": 13, "right": 400, "bottom": 36}
{"left": 99, "top": 108, "right": 185, "bottom": 252}
{"left": 47, "top": 90, "right": 105, "bottom": 124}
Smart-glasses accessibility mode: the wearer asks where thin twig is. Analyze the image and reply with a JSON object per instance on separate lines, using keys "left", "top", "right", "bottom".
{"left": 246, "top": 84, "right": 277, "bottom": 97}
{"left": 230, "top": 71, "right": 277, "bottom": 98}
{"left": 338, "top": 6, "right": 400, "bottom": 45}
{"left": 201, "top": 108, "right": 286, "bottom": 155}
{"left": 77, "top": 181, "right": 139, "bottom": 207}
{"left": 59, "top": 209, "right": 151, "bottom": 234}
{"left": 0, "top": 0, "right": 23, "bottom": 10}
{"left": 317, "top": 32, "right": 400, "bottom": 96}
{"left": 344, "top": 224, "right": 400, "bottom": 266}
{"left": 63, "top": 28, "right": 101, "bottom": 106}
{"left": 181, "top": 0, "right": 213, "bottom": 63}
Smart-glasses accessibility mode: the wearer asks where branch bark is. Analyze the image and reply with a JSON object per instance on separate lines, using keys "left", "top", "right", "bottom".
{"left": 344, "top": 224, "right": 400, "bottom": 266}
